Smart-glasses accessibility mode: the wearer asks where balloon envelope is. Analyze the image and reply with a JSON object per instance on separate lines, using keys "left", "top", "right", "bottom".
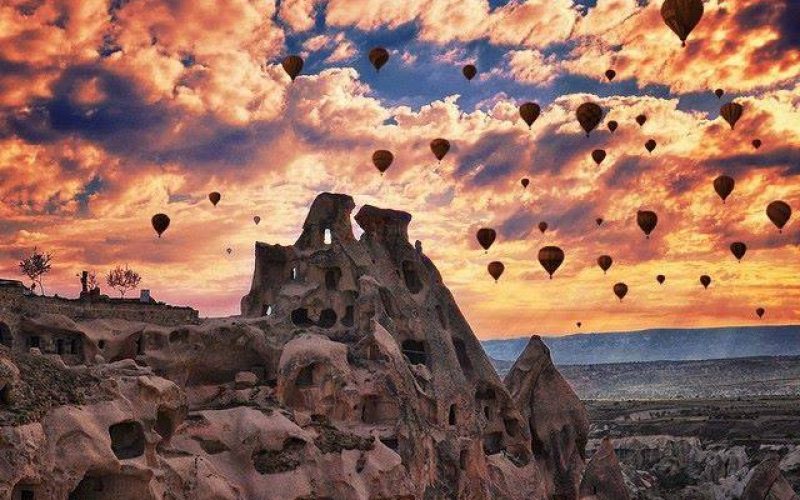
{"left": 766, "top": 200, "right": 791, "bottom": 232}
{"left": 720, "top": 102, "right": 743, "bottom": 129}
{"left": 713, "top": 175, "right": 735, "bottom": 202}
{"left": 714, "top": 88, "right": 724, "bottom": 99}
{"left": 752, "top": 139, "right": 762, "bottom": 149}
{"left": 430, "top": 138, "right": 450, "bottom": 161}
{"left": 730, "top": 241, "right": 747, "bottom": 261}
{"left": 645, "top": 139, "right": 657, "bottom": 153}
{"left": 636, "top": 114, "right": 647, "bottom": 126}
{"left": 756, "top": 307, "right": 765, "bottom": 318}
{"left": 368, "top": 47, "right": 389, "bottom": 71}
{"left": 591, "top": 149, "right": 606, "bottom": 165}
{"left": 576, "top": 103, "right": 603, "bottom": 136}
{"left": 476, "top": 228, "right": 497, "bottom": 252}
{"left": 605, "top": 69, "right": 616, "bottom": 81}
{"left": 521, "top": 178, "right": 530, "bottom": 189}
{"left": 637, "top": 210, "right": 658, "bottom": 238}
{"left": 538, "top": 246, "right": 564, "bottom": 279}
{"left": 538, "top": 221, "right": 548, "bottom": 234}
{"left": 596, "top": 217, "right": 604, "bottom": 226}
{"left": 607, "top": 120, "right": 618, "bottom": 133}
{"left": 209, "top": 192, "right": 221, "bottom": 206}
{"left": 487, "top": 261, "right": 505, "bottom": 282}
{"left": 613, "top": 282, "right": 628, "bottom": 301}
{"left": 253, "top": 216, "right": 261, "bottom": 225}
{"left": 372, "top": 150, "right": 394, "bottom": 174}
{"left": 661, "top": 0, "right": 704, "bottom": 46}
{"left": 700, "top": 275, "right": 711, "bottom": 288}
{"left": 151, "top": 213, "right": 170, "bottom": 237}
{"left": 462, "top": 64, "right": 477, "bottom": 80}
{"left": 597, "top": 255, "right": 613, "bottom": 274}
{"left": 656, "top": 274, "right": 666, "bottom": 285}
{"left": 519, "top": 102, "right": 541, "bottom": 128}
{"left": 281, "top": 55, "right": 303, "bottom": 80}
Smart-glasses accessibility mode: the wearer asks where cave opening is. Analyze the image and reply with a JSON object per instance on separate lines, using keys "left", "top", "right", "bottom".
{"left": 317, "top": 309, "right": 337, "bottom": 328}
{"left": 452, "top": 338, "right": 472, "bottom": 373}
{"left": 401, "top": 261, "right": 423, "bottom": 294}
{"left": 291, "top": 308, "right": 314, "bottom": 327}
{"left": 448, "top": 404, "right": 457, "bottom": 426}
{"left": 401, "top": 340, "right": 427, "bottom": 365}
{"left": 295, "top": 364, "right": 316, "bottom": 387}
{"left": 108, "top": 421, "right": 145, "bottom": 459}
{"left": 325, "top": 267, "right": 341, "bottom": 290}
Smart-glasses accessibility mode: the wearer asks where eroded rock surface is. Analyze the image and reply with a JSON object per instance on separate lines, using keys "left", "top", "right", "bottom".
{"left": 0, "top": 193, "right": 600, "bottom": 499}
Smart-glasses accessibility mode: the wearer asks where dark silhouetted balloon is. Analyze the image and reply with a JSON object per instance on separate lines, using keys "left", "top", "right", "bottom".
{"left": 752, "top": 139, "right": 762, "bottom": 149}
{"left": 714, "top": 88, "right": 724, "bottom": 99}
{"left": 487, "top": 261, "right": 505, "bottom": 282}
{"left": 656, "top": 274, "right": 666, "bottom": 285}
{"left": 226, "top": 248, "right": 233, "bottom": 255}
{"left": 607, "top": 120, "right": 618, "bottom": 133}
{"left": 521, "top": 178, "right": 530, "bottom": 189}
{"left": 596, "top": 217, "right": 604, "bottom": 227}
{"left": 476, "top": 228, "right": 497, "bottom": 253}
{"left": 605, "top": 69, "right": 616, "bottom": 81}
{"left": 372, "top": 150, "right": 394, "bottom": 175}
{"left": 661, "top": 0, "right": 704, "bottom": 47}
{"left": 597, "top": 255, "right": 613, "bottom": 274}
{"left": 281, "top": 55, "right": 303, "bottom": 80}
{"left": 519, "top": 102, "right": 541, "bottom": 128}
{"left": 713, "top": 175, "right": 735, "bottom": 203}
{"left": 636, "top": 114, "right": 647, "bottom": 126}
{"left": 637, "top": 210, "right": 658, "bottom": 238}
{"left": 462, "top": 64, "right": 477, "bottom": 81}
{"left": 368, "top": 47, "right": 389, "bottom": 72}
{"left": 538, "top": 221, "right": 548, "bottom": 234}
{"left": 538, "top": 246, "right": 564, "bottom": 279}
{"left": 613, "top": 282, "right": 628, "bottom": 301}
{"left": 756, "top": 307, "right": 765, "bottom": 319}
{"left": 766, "top": 200, "right": 791, "bottom": 232}
{"left": 576, "top": 102, "right": 603, "bottom": 136}
{"left": 700, "top": 275, "right": 711, "bottom": 289}
{"left": 576, "top": 321, "right": 582, "bottom": 328}
{"left": 151, "top": 213, "right": 170, "bottom": 238}
{"left": 253, "top": 216, "right": 261, "bottom": 225}
{"left": 430, "top": 138, "right": 450, "bottom": 161}
{"left": 591, "top": 149, "right": 607, "bottom": 165}
{"left": 645, "top": 139, "right": 657, "bottom": 153}
{"left": 720, "top": 102, "right": 743, "bottom": 129}
{"left": 730, "top": 241, "right": 747, "bottom": 261}
{"left": 209, "top": 192, "right": 221, "bottom": 206}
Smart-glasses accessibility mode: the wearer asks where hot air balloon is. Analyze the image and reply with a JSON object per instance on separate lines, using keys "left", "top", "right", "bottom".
{"left": 226, "top": 247, "right": 233, "bottom": 255}
{"left": 538, "top": 246, "right": 564, "bottom": 279}
{"left": 253, "top": 216, "right": 261, "bottom": 225}
{"left": 661, "top": 0, "right": 704, "bottom": 47}
{"left": 462, "top": 64, "right": 477, "bottom": 81}
{"left": 713, "top": 175, "right": 735, "bottom": 203}
{"left": 596, "top": 217, "right": 604, "bottom": 227}
{"left": 209, "top": 192, "right": 221, "bottom": 206}
{"left": 430, "top": 138, "right": 450, "bottom": 161}
{"left": 151, "top": 213, "right": 170, "bottom": 238}
{"left": 476, "top": 228, "right": 497, "bottom": 253}
{"left": 714, "top": 88, "right": 724, "bottom": 99}
{"left": 487, "top": 261, "right": 505, "bottom": 282}
{"left": 281, "top": 55, "right": 303, "bottom": 80}
{"left": 766, "top": 200, "right": 792, "bottom": 232}
{"left": 730, "top": 242, "right": 747, "bottom": 262}
{"left": 613, "top": 282, "right": 628, "bottom": 301}
{"left": 591, "top": 149, "right": 607, "bottom": 165}
{"left": 605, "top": 69, "right": 616, "bottom": 81}
{"left": 700, "top": 275, "right": 711, "bottom": 289}
{"left": 636, "top": 114, "right": 647, "bottom": 127}
{"left": 720, "top": 102, "right": 743, "bottom": 129}
{"left": 576, "top": 321, "right": 582, "bottom": 328}
{"left": 372, "top": 150, "right": 394, "bottom": 175}
{"left": 368, "top": 47, "right": 389, "bottom": 72}
{"left": 752, "top": 139, "right": 762, "bottom": 149}
{"left": 637, "top": 210, "right": 658, "bottom": 239}
{"left": 645, "top": 139, "right": 657, "bottom": 153}
{"left": 519, "top": 102, "right": 541, "bottom": 129}
{"left": 656, "top": 274, "right": 666, "bottom": 285}
{"left": 521, "top": 178, "right": 530, "bottom": 189}
{"left": 538, "top": 221, "right": 548, "bottom": 234}
{"left": 607, "top": 120, "right": 618, "bottom": 133}
{"left": 597, "top": 255, "right": 613, "bottom": 274}
{"left": 576, "top": 102, "right": 603, "bottom": 136}
{"left": 756, "top": 307, "right": 765, "bottom": 319}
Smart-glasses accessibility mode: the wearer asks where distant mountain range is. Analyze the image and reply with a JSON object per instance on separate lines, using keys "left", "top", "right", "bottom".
{"left": 481, "top": 325, "right": 800, "bottom": 365}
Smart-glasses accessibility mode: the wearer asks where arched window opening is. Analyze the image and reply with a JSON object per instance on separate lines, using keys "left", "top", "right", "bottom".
{"left": 323, "top": 228, "right": 332, "bottom": 245}
{"left": 448, "top": 404, "right": 457, "bottom": 426}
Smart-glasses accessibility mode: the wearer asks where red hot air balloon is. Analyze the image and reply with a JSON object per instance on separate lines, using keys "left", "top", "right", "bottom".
{"left": 372, "top": 150, "right": 394, "bottom": 175}
{"left": 656, "top": 274, "right": 666, "bottom": 285}
{"left": 700, "top": 275, "right": 711, "bottom": 289}
{"left": 476, "top": 228, "right": 497, "bottom": 253}
{"left": 281, "top": 55, "right": 303, "bottom": 81}
{"left": 519, "top": 102, "right": 541, "bottom": 129}
{"left": 591, "top": 149, "right": 607, "bottom": 165}
{"left": 613, "top": 282, "right": 628, "bottom": 301}
{"left": 538, "top": 246, "right": 564, "bottom": 279}
{"left": 487, "top": 261, "right": 505, "bottom": 282}
{"left": 151, "top": 213, "right": 170, "bottom": 238}
{"left": 756, "top": 307, "right": 765, "bottom": 319}
{"left": 637, "top": 210, "right": 658, "bottom": 239}
{"left": 766, "top": 201, "right": 792, "bottom": 232}
{"left": 720, "top": 102, "right": 743, "bottom": 129}
{"left": 538, "top": 221, "right": 548, "bottom": 234}
{"left": 661, "top": 0, "right": 704, "bottom": 47}
{"left": 430, "top": 138, "right": 450, "bottom": 161}
{"left": 521, "top": 178, "right": 530, "bottom": 189}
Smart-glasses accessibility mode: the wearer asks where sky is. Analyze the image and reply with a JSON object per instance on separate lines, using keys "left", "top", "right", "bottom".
{"left": 0, "top": 0, "right": 798, "bottom": 339}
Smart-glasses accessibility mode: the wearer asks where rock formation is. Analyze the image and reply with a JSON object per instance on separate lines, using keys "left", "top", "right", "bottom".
{"left": 579, "top": 437, "right": 630, "bottom": 500}
{"left": 742, "top": 458, "right": 800, "bottom": 500}
{"left": 505, "top": 335, "right": 590, "bottom": 499}
{"left": 0, "top": 193, "right": 618, "bottom": 499}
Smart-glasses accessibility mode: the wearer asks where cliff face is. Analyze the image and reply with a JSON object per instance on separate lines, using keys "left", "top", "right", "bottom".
{"left": 0, "top": 193, "right": 609, "bottom": 499}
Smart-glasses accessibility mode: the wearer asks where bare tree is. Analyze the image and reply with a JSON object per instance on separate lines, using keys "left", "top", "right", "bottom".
{"left": 19, "top": 248, "right": 52, "bottom": 295}
{"left": 106, "top": 265, "right": 142, "bottom": 297}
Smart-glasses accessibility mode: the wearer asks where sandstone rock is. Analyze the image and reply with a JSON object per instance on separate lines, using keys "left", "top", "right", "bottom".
{"left": 579, "top": 437, "right": 630, "bottom": 500}
{"left": 505, "top": 335, "right": 590, "bottom": 499}
{"left": 742, "top": 458, "right": 800, "bottom": 500}
{"left": 235, "top": 371, "right": 258, "bottom": 389}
